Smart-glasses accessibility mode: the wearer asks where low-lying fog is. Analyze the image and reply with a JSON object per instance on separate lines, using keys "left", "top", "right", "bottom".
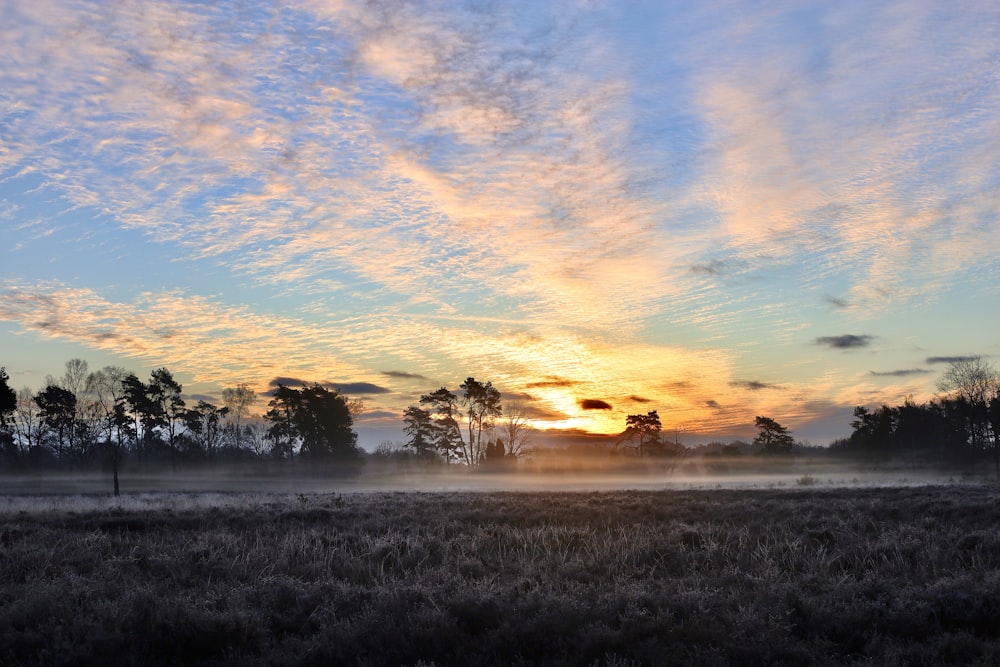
{"left": 0, "top": 459, "right": 974, "bottom": 504}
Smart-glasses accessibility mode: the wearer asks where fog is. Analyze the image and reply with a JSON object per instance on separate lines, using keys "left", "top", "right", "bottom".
{"left": 0, "top": 458, "right": 971, "bottom": 509}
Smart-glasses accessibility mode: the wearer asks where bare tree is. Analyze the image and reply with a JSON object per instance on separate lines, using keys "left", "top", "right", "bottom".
{"left": 12, "top": 387, "right": 42, "bottom": 458}
{"left": 243, "top": 419, "right": 270, "bottom": 458}
{"left": 222, "top": 384, "right": 257, "bottom": 451}
{"left": 499, "top": 400, "right": 532, "bottom": 458}
{"left": 87, "top": 366, "right": 129, "bottom": 495}
{"left": 58, "top": 359, "right": 88, "bottom": 400}
{"left": 938, "top": 357, "right": 999, "bottom": 406}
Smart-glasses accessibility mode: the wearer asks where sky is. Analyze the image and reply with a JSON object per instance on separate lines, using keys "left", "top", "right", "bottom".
{"left": 2, "top": 0, "right": 999, "bottom": 448}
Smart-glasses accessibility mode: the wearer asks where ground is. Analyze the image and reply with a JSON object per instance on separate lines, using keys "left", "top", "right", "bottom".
{"left": 1, "top": 482, "right": 999, "bottom": 665}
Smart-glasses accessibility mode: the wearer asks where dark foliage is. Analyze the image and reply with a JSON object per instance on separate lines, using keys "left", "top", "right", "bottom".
{"left": 265, "top": 383, "right": 360, "bottom": 461}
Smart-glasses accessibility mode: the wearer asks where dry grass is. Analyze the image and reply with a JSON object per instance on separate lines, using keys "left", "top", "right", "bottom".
{"left": 2, "top": 485, "right": 1000, "bottom": 665}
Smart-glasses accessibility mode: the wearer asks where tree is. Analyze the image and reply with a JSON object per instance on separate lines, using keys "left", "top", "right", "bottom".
{"left": 12, "top": 387, "right": 42, "bottom": 460}
{"left": 264, "top": 383, "right": 359, "bottom": 462}
{"left": 937, "top": 357, "right": 999, "bottom": 467}
{"left": 0, "top": 368, "right": 16, "bottom": 464}
{"left": 0, "top": 368, "right": 16, "bottom": 428}
{"left": 87, "top": 366, "right": 130, "bottom": 495}
{"left": 148, "top": 368, "right": 186, "bottom": 462}
{"left": 264, "top": 384, "right": 300, "bottom": 459}
{"left": 753, "top": 416, "right": 794, "bottom": 455}
{"left": 499, "top": 400, "right": 531, "bottom": 459}
{"left": 187, "top": 401, "right": 230, "bottom": 459}
{"left": 459, "top": 377, "right": 502, "bottom": 466}
{"left": 989, "top": 392, "right": 1000, "bottom": 480}
{"left": 938, "top": 357, "right": 999, "bottom": 406}
{"left": 34, "top": 385, "right": 78, "bottom": 462}
{"left": 402, "top": 406, "right": 438, "bottom": 460}
{"left": 620, "top": 410, "right": 662, "bottom": 456}
{"left": 50, "top": 359, "right": 97, "bottom": 453}
{"left": 222, "top": 383, "right": 256, "bottom": 451}
{"left": 419, "top": 387, "right": 464, "bottom": 463}
{"left": 122, "top": 373, "right": 159, "bottom": 461}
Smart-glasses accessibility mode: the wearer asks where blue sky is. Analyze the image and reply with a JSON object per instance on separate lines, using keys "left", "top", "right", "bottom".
{"left": 2, "top": 0, "right": 999, "bottom": 447}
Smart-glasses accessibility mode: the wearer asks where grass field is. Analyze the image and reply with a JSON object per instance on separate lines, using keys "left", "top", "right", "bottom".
{"left": 2, "top": 484, "right": 1000, "bottom": 665}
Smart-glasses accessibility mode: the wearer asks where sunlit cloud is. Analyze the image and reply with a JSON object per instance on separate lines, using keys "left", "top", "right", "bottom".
{"left": 2, "top": 0, "right": 999, "bottom": 445}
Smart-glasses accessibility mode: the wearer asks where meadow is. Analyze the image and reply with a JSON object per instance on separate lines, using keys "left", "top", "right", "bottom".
{"left": 2, "top": 484, "right": 1000, "bottom": 666}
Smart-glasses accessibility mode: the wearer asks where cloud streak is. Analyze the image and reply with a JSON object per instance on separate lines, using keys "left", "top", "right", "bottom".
{"left": 815, "top": 335, "right": 874, "bottom": 350}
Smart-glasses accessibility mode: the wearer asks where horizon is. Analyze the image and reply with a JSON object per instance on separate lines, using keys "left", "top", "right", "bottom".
{"left": 3, "top": 1, "right": 999, "bottom": 449}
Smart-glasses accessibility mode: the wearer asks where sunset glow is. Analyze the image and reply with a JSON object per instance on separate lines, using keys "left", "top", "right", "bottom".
{"left": 2, "top": 1, "right": 999, "bottom": 446}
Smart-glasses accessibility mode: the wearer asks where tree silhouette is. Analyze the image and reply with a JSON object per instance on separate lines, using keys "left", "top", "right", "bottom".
{"left": 0, "top": 368, "right": 15, "bottom": 428}
{"left": 222, "top": 384, "right": 256, "bottom": 451}
{"left": 620, "top": 410, "right": 662, "bottom": 456}
{"left": 459, "top": 377, "right": 502, "bottom": 466}
{"left": 264, "top": 384, "right": 359, "bottom": 462}
{"left": 937, "top": 357, "right": 998, "bottom": 466}
{"left": 419, "top": 387, "right": 463, "bottom": 463}
{"left": 34, "top": 385, "right": 78, "bottom": 462}
{"left": 0, "top": 368, "right": 16, "bottom": 461}
{"left": 402, "top": 406, "right": 437, "bottom": 460}
{"left": 753, "top": 416, "right": 794, "bottom": 455}
{"left": 499, "top": 400, "right": 532, "bottom": 458}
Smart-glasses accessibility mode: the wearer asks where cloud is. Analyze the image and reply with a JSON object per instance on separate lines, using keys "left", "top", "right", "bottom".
{"left": 5, "top": 2, "right": 996, "bottom": 446}
{"left": 381, "top": 370, "right": 427, "bottom": 380}
{"left": 684, "top": 1, "right": 1000, "bottom": 315}
{"left": 355, "top": 410, "right": 398, "bottom": 421}
{"left": 926, "top": 356, "right": 980, "bottom": 365}
{"left": 526, "top": 378, "right": 578, "bottom": 389}
{"left": 870, "top": 369, "right": 931, "bottom": 377}
{"left": 815, "top": 335, "right": 874, "bottom": 350}
{"left": 825, "top": 296, "right": 849, "bottom": 309}
{"left": 705, "top": 399, "right": 722, "bottom": 409}
{"left": 628, "top": 395, "right": 651, "bottom": 403}
{"left": 0, "top": 0, "right": 683, "bottom": 341}
{"left": 578, "top": 399, "right": 613, "bottom": 410}
{"left": 729, "top": 380, "right": 780, "bottom": 391}
{"left": 689, "top": 259, "right": 728, "bottom": 276}
{"left": 334, "top": 382, "right": 391, "bottom": 395}
{"left": 269, "top": 377, "right": 308, "bottom": 388}
{"left": 518, "top": 404, "right": 571, "bottom": 422}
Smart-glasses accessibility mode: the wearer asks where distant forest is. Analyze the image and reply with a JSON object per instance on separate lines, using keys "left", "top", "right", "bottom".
{"left": 2, "top": 357, "right": 1000, "bottom": 482}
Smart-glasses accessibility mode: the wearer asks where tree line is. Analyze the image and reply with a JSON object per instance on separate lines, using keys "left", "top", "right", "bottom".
{"left": 832, "top": 357, "right": 1000, "bottom": 475}
{"left": 3, "top": 356, "right": 996, "bottom": 482}
{"left": 0, "top": 360, "right": 362, "bottom": 491}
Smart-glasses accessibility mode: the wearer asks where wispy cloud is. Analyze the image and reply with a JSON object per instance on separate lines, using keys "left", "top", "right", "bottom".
{"left": 870, "top": 369, "right": 931, "bottom": 378}
{"left": 381, "top": 370, "right": 427, "bottom": 380}
{"left": 729, "top": 380, "right": 781, "bottom": 391}
{"left": 926, "top": 356, "right": 980, "bottom": 365}
{"left": 579, "top": 399, "right": 613, "bottom": 411}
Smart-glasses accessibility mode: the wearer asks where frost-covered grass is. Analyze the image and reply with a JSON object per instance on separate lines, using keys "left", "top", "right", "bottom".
{"left": 2, "top": 485, "right": 1000, "bottom": 665}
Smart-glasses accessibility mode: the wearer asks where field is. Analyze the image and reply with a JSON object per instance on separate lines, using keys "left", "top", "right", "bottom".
{"left": 2, "top": 484, "right": 1000, "bottom": 666}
